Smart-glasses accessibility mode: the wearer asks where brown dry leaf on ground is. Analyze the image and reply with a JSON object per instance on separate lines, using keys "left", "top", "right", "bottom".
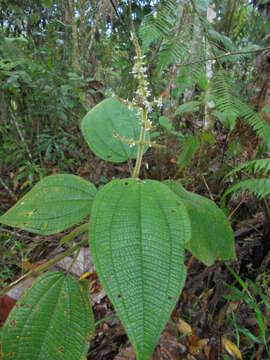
{"left": 222, "top": 336, "right": 243, "bottom": 360}
{"left": 0, "top": 277, "right": 35, "bottom": 324}
{"left": 114, "top": 345, "right": 136, "bottom": 360}
{"left": 189, "top": 338, "right": 209, "bottom": 356}
{"left": 114, "top": 329, "right": 186, "bottom": 360}
{"left": 177, "top": 318, "right": 193, "bottom": 336}
{"left": 154, "top": 329, "right": 187, "bottom": 359}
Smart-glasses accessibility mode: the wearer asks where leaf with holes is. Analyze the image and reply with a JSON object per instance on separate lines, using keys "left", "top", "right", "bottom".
{"left": 0, "top": 174, "right": 96, "bottom": 235}
{"left": 165, "top": 181, "right": 236, "bottom": 266}
{"left": 81, "top": 98, "right": 149, "bottom": 163}
{"left": 89, "top": 178, "right": 191, "bottom": 359}
{"left": 1, "top": 272, "right": 94, "bottom": 360}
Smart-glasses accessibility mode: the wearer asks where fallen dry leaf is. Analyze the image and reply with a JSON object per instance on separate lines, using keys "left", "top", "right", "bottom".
{"left": 201, "top": 287, "right": 215, "bottom": 311}
{"left": 177, "top": 318, "right": 192, "bottom": 336}
{"left": 189, "top": 338, "right": 209, "bottom": 355}
{"left": 222, "top": 336, "right": 243, "bottom": 360}
{"left": 114, "top": 345, "right": 136, "bottom": 360}
{"left": 79, "top": 271, "right": 92, "bottom": 280}
{"left": 0, "top": 295, "right": 17, "bottom": 324}
{"left": 153, "top": 330, "right": 186, "bottom": 359}
{"left": 22, "top": 258, "right": 32, "bottom": 272}
{"left": 0, "top": 277, "right": 34, "bottom": 324}
{"left": 203, "top": 344, "right": 212, "bottom": 359}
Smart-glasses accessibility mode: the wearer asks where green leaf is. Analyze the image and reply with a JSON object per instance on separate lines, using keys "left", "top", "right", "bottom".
{"left": 238, "top": 328, "right": 261, "bottom": 344}
{"left": 177, "top": 136, "right": 200, "bottom": 171}
{"left": 175, "top": 101, "right": 201, "bottom": 116}
{"left": 214, "top": 109, "right": 237, "bottom": 131}
{"left": 165, "top": 181, "right": 236, "bottom": 266}
{"left": 159, "top": 116, "right": 172, "bottom": 132}
{"left": 89, "top": 179, "right": 191, "bottom": 359}
{"left": 81, "top": 98, "right": 149, "bottom": 163}
{"left": 0, "top": 174, "right": 96, "bottom": 235}
{"left": 1, "top": 272, "right": 94, "bottom": 360}
{"left": 200, "top": 131, "right": 216, "bottom": 146}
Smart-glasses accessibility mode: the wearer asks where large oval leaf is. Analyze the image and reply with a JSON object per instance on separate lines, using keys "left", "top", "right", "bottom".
{"left": 0, "top": 174, "right": 96, "bottom": 235}
{"left": 165, "top": 181, "right": 236, "bottom": 266}
{"left": 89, "top": 179, "right": 191, "bottom": 359}
{"left": 81, "top": 98, "right": 149, "bottom": 163}
{"left": 1, "top": 272, "right": 94, "bottom": 360}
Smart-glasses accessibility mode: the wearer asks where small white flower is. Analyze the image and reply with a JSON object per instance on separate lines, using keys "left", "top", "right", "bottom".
{"left": 145, "top": 103, "right": 153, "bottom": 113}
{"left": 207, "top": 100, "right": 215, "bottom": 109}
{"left": 156, "top": 96, "right": 163, "bottom": 108}
{"left": 145, "top": 119, "right": 152, "bottom": 130}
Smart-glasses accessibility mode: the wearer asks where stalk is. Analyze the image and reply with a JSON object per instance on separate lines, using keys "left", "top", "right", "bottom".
{"left": 128, "top": 0, "right": 154, "bottom": 178}
{"left": 132, "top": 107, "right": 147, "bottom": 178}
{"left": 0, "top": 236, "right": 88, "bottom": 297}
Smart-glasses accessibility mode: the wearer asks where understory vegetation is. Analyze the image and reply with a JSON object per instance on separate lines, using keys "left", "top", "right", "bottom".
{"left": 1, "top": 1, "right": 270, "bottom": 359}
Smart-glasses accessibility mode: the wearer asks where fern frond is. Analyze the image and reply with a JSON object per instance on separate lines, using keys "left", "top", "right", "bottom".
{"left": 157, "top": 37, "right": 190, "bottom": 74}
{"left": 139, "top": 0, "right": 178, "bottom": 50}
{"left": 176, "top": 63, "right": 207, "bottom": 96}
{"left": 208, "top": 28, "right": 236, "bottom": 52}
{"left": 227, "top": 159, "right": 270, "bottom": 178}
{"left": 222, "top": 179, "right": 270, "bottom": 204}
{"left": 211, "top": 71, "right": 237, "bottom": 113}
{"left": 211, "top": 71, "right": 270, "bottom": 142}
{"left": 235, "top": 98, "right": 270, "bottom": 141}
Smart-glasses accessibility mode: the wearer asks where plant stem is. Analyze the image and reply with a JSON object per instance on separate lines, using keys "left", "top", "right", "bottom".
{"left": 66, "top": 248, "right": 80, "bottom": 273}
{"left": 132, "top": 107, "right": 147, "bottom": 178}
{"left": 0, "top": 176, "right": 17, "bottom": 201}
{"left": 0, "top": 237, "right": 88, "bottom": 297}
{"left": 128, "top": 0, "right": 149, "bottom": 179}
{"left": 263, "top": 198, "right": 270, "bottom": 223}
{"left": 60, "top": 222, "right": 89, "bottom": 245}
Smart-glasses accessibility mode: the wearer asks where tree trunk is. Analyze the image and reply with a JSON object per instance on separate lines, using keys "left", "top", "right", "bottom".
{"left": 68, "top": 0, "right": 80, "bottom": 73}
{"left": 204, "top": 3, "right": 216, "bottom": 131}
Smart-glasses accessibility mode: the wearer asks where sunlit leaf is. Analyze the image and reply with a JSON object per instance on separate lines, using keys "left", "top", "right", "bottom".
{"left": 81, "top": 98, "right": 149, "bottom": 163}
{"left": 0, "top": 174, "right": 96, "bottom": 235}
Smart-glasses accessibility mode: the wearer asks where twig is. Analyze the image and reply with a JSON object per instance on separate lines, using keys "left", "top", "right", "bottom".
{"left": 10, "top": 109, "right": 32, "bottom": 161}
{"left": 0, "top": 177, "right": 17, "bottom": 201}
{"left": 0, "top": 237, "right": 88, "bottom": 297}
{"left": 0, "top": 227, "right": 33, "bottom": 240}
{"left": 109, "top": 0, "right": 119, "bottom": 17}
{"left": 201, "top": 174, "right": 215, "bottom": 201}
{"left": 178, "top": 46, "right": 270, "bottom": 68}
{"left": 228, "top": 197, "right": 247, "bottom": 220}
{"left": 187, "top": 255, "right": 195, "bottom": 269}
